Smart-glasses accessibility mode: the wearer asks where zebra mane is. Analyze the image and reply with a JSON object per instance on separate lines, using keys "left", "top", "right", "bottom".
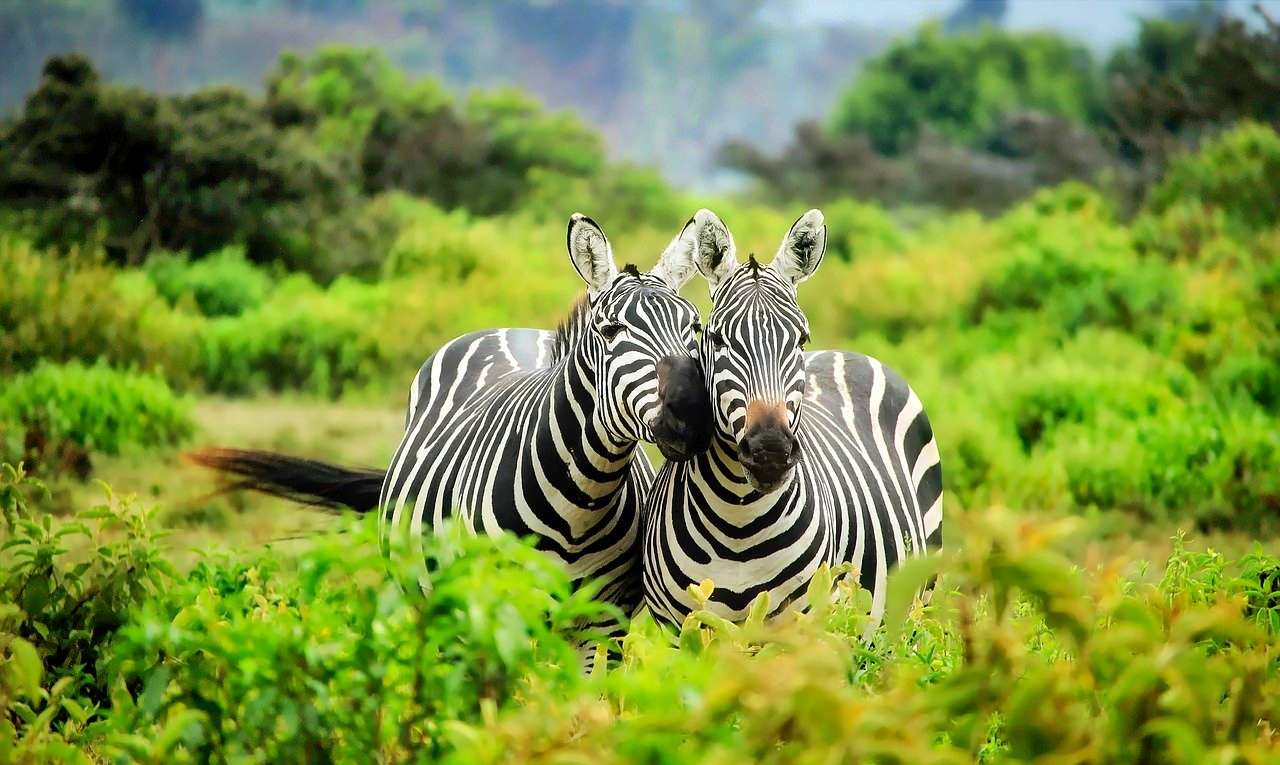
{"left": 552, "top": 294, "right": 592, "bottom": 363}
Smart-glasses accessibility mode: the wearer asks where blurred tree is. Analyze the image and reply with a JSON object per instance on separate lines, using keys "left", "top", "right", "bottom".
{"left": 0, "top": 55, "right": 335, "bottom": 263}
{"left": 830, "top": 24, "right": 1104, "bottom": 155}
{"left": 1106, "top": 10, "right": 1280, "bottom": 189}
{"left": 361, "top": 100, "right": 490, "bottom": 209}
{"left": 718, "top": 121, "right": 905, "bottom": 203}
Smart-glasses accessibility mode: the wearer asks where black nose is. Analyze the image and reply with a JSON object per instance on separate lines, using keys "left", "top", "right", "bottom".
{"left": 738, "top": 429, "right": 800, "bottom": 463}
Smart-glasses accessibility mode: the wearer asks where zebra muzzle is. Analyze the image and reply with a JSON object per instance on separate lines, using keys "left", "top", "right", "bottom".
{"left": 738, "top": 405, "right": 800, "bottom": 490}
{"left": 652, "top": 355, "right": 713, "bottom": 461}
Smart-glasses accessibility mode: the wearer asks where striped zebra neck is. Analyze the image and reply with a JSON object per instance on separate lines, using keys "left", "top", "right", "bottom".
{"left": 540, "top": 329, "right": 644, "bottom": 510}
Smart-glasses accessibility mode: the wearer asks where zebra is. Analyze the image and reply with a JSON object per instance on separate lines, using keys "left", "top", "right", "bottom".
{"left": 641, "top": 209, "right": 943, "bottom": 627}
{"left": 191, "top": 212, "right": 714, "bottom": 620}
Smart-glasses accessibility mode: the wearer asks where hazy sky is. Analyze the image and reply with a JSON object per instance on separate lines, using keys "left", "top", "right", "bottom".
{"left": 790, "top": 0, "right": 1280, "bottom": 49}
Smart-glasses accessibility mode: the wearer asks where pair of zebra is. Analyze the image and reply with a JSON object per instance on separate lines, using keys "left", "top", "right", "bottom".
{"left": 193, "top": 209, "right": 943, "bottom": 629}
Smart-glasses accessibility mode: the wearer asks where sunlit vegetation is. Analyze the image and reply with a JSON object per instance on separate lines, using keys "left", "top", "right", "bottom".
{"left": 3, "top": 10, "right": 1280, "bottom": 758}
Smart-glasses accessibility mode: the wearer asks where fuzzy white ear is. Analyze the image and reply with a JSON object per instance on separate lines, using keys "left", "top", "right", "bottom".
{"left": 649, "top": 216, "right": 699, "bottom": 290}
{"left": 771, "top": 209, "right": 826, "bottom": 286}
{"left": 567, "top": 213, "right": 618, "bottom": 295}
{"left": 684, "top": 208, "right": 737, "bottom": 292}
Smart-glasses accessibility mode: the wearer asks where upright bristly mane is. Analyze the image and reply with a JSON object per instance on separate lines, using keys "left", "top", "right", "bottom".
{"left": 552, "top": 294, "right": 592, "bottom": 363}
{"left": 551, "top": 266, "right": 646, "bottom": 363}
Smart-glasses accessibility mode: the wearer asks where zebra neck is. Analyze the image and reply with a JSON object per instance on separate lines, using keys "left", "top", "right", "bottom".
{"left": 532, "top": 341, "right": 638, "bottom": 512}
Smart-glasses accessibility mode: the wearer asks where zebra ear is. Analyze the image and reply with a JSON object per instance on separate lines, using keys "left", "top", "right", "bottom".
{"left": 567, "top": 213, "right": 619, "bottom": 296}
{"left": 649, "top": 213, "right": 701, "bottom": 290}
{"left": 771, "top": 209, "right": 827, "bottom": 287}
{"left": 685, "top": 208, "right": 737, "bottom": 293}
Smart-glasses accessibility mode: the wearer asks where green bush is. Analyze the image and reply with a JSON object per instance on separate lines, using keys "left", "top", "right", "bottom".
{"left": 0, "top": 236, "right": 191, "bottom": 377}
{"left": 195, "top": 276, "right": 391, "bottom": 398}
{"left": 1052, "top": 401, "right": 1280, "bottom": 528}
{"left": 1, "top": 464, "right": 176, "bottom": 757}
{"left": 1146, "top": 122, "right": 1280, "bottom": 236}
{"left": 830, "top": 24, "right": 1103, "bottom": 155}
{"left": 819, "top": 198, "right": 906, "bottom": 261}
{"left": 450, "top": 510, "right": 1280, "bottom": 763}
{"left": 3, "top": 469, "right": 1279, "bottom": 762}
{"left": 146, "top": 246, "right": 274, "bottom": 317}
{"left": 103, "top": 520, "right": 610, "bottom": 761}
{"left": 0, "top": 362, "right": 192, "bottom": 476}
{"left": 971, "top": 190, "right": 1178, "bottom": 341}
{"left": 380, "top": 200, "right": 489, "bottom": 281}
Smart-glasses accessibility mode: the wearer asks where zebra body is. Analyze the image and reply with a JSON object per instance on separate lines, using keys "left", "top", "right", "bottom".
{"left": 644, "top": 349, "right": 942, "bottom": 624}
{"left": 379, "top": 214, "right": 711, "bottom": 615}
{"left": 190, "top": 214, "right": 712, "bottom": 621}
{"left": 642, "top": 210, "right": 943, "bottom": 626}
{"left": 380, "top": 322, "right": 655, "bottom": 610}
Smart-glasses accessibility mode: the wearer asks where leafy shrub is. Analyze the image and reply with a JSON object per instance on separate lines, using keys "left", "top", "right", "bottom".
{"left": 0, "top": 362, "right": 192, "bottom": 477}
{"left": 104, "top": 519, "right": 610, "bottom": 762}
{"left": 1055, "top": 401, "right": 1280, "bottom": 528}
{"left": 830, "top": 24, "right": 1103, "bottom": 155}
{"left": 971, "top": 189, "right": 1178, "bottom": 340}
{"left": 820, "top": 198, "right": 906, "bottom": 261}
{"left": 146, "top": 246, "right": 273, "bottom": 317}
{"left": 523, "top": 164, "right": 688, "bottom": 234}
{"left": 196, "top": 276, "right": 391, "bottom": 397}
{"left": 452, "top": 510, "right": 1280, "bottom": 763}
{"left": 0, "top": 236, "right": 193, "bottom": 377}
{"left": 1, "top": 464, "right": 176, "bottom": 757}
{"left": 4, "top": 470, "right": 1280, "bottom": 762}
{"left": 380, "top": 200, "right": 490, "bottom": 281}
{"left": 1146, "top": 122, "right": 1280, "bottom": 236}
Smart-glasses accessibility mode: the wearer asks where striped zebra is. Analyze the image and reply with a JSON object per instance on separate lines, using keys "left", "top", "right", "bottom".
{"left": 642, "top": 209, "right": 943, "bottom": 627}
{"left": 192, "top": 213, "right": 713, "bottom": 618}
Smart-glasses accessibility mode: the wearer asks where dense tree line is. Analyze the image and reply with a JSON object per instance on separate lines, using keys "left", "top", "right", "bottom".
{"left": 0, "top": 48, "right": 606, "bottom": 273}
{"left": 722, "top": 9, "right": 1280, "bottom": 214}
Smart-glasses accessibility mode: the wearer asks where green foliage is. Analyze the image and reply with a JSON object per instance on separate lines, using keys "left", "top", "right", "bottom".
{"left": 831, "top": 24, "right": 1103, "bottom": 155}
{"left": 0, "top": 362, "right": 192, "bottom": 477}
{"left": 1, "top": 464, "right": 176, "bottom": 759}
{"left": 145, "top": 246, "right": 273, "bottom": 317}
{"left": 971, "top": 188, "right": 1178, "bottom": 341}
{"left": 450, "top": 510, "right": 1280, "bottom": 763}
{"left": 102, "top": 520, "right": 609, "bottom": 761}
{"left": 5, "top": 470, "right": 1279, "bottom": 762}
{"left": 196, "top": 276, "right": 391, "bottom": 397}
{"left": 1146, "top": 122, "right": 1280, "bottom": 236}
{"left": 0, "top": 235, "right": 184, "bottom": 376}
{"left": 0, "top": 54, "right": 339, "bottom": 265}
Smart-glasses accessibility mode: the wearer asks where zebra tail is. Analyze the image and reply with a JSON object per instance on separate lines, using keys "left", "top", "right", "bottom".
{"left": 185, "top": 447, "right": 384, "bottom": 513}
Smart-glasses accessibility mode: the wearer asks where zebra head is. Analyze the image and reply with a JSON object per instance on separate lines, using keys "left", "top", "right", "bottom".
{"left": 694, "top": 209, "right": 827, "bottom": 492}
{"left": 566, "top": 213, "right": 713, "bottom": 462}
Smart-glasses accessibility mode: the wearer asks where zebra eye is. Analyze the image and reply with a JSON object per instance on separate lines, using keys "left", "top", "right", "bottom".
{"left": 599, "top": 322, "right": 625, "bottom": 341}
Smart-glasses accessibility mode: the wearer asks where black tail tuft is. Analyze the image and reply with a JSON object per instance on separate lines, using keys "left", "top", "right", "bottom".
{"left": 185, "top": 447, "right": 385, "bottom": 513}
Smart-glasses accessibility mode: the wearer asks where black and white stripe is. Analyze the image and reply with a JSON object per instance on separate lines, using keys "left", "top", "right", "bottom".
{"left": 642, "top": 210, "right": 943, "bottom": 625}
{"left": 380, "top": 214, "right": 709, "bottom": 616}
